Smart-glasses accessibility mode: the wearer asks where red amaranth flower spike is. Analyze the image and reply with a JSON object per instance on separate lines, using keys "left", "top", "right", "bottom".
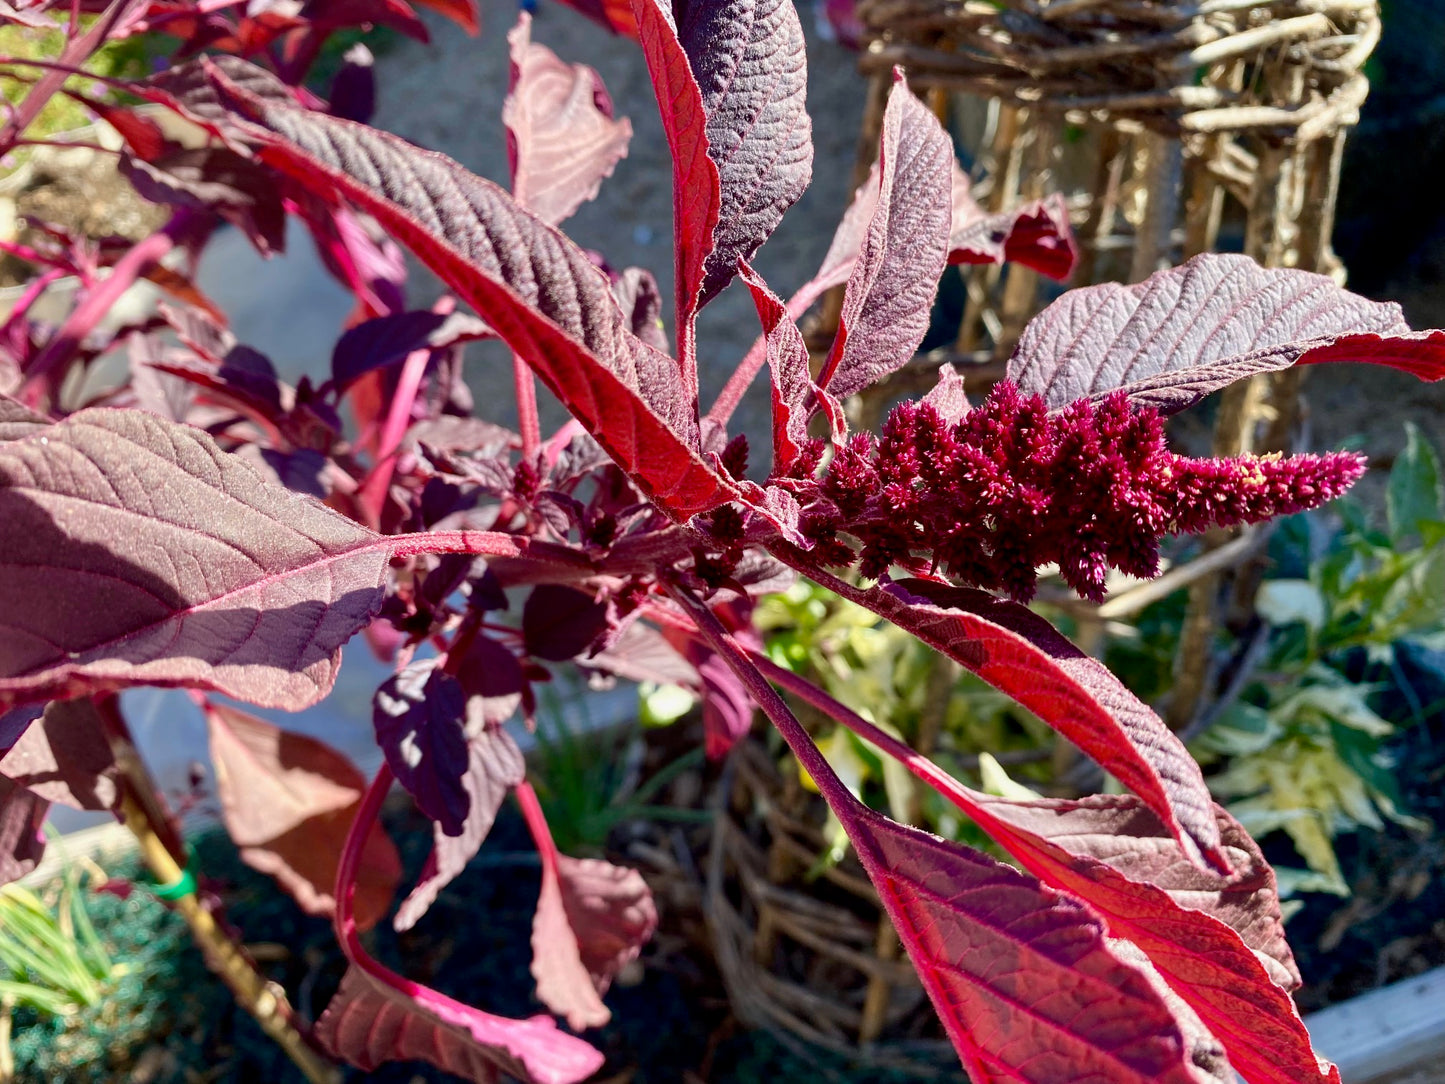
{"left": 808, "top": 380, "right": 1366, "bottom": 602}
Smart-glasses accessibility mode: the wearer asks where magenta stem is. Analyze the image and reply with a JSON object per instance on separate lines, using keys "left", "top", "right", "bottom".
{"left": 514, "top": 781, "right": 560, "bottom": 878}
{"left": 357, "top": 344, "right": 432, "bottom": 525}
{"left": 511, "top": 352, "right": 542, "bottom": 462}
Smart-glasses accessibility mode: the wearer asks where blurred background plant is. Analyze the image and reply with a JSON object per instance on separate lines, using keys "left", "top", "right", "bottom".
{"left": 531, "top": 676, "right": 710, "bottom": 858}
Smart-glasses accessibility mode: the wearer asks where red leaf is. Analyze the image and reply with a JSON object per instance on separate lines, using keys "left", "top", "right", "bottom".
{"left": 394, "top": 725, "right": 525, "bottom": 932}
{"left": 0, "top": 697, "right": 117, "bottom": 811}
{"left": 519, "top": 783, "right": 656, "bottom": 1031}
{"left": 675, "top": 595, "right": 1228, "bottom": 1084}
{"left": 504, "top": 12, "right": 632, "bottom": 227}
{"left": 154, "top": 57, "right": 735, "bottom": 523}
{"left": 409, "top": 0, "right": 479, "bottom": 34}
{"left": 736, "top": 261, "right": 813, "bottom": 475}
{"left": 316, "top": 964, "right": 604, "bottom": 1084}
{"left": 1008, "top": 254, "right": 1445, "bottom": 412}
{"left": 0, "top": 774, "right": 47, "bottom": 886}
{"left": 673, "top": 0, "right": 812, "bottom": 314}
{"left": 849, "top": 808, "right": 1230, "bottom": 1083}
{"left": 817, "top": 71, "right": 952, "bottom": 401}
{"left": 554, "top": 0, "right": 638, "bottom": 37}
{"left": 206, "top": 702, "right": 401, "bottom": 931}
{"left": 958, "top": 794, "right": 1336, "bottom": 1084}
{"left": 629, "top": 0, "right": 718, "bottom": 375}
{"left": 0, "top": 409, "right": 392, "bottom": 714}
{"left": 949, "top": 163, "right": 1076, "bottom": 281}
{"left": 756, "top": 663, "right": 1333, "bottom": 1084}
{"left": 793, "top": 567, "right": 1225, "bottom": 869}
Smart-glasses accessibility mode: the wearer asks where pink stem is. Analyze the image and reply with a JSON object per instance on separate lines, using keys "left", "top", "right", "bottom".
{"left": 18, "top": 211, "right": 191, "bottom": 407}
{"left": 514, "top": 781, "right": 560, "bottom": 878}
{"left": 333, "top": 764, "right": 392, "bottom": 956}
{"left": 357, "top": 344, "right": 433, "bottom": 525}
{"left": 511, "top": 352, "right": 541, "bottom": 462}
{"left": 0, "top": 0, "right": 144, "bottom": 156}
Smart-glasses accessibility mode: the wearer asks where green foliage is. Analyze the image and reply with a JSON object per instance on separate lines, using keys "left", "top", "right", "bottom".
{"left": 0, "top": 848, "right": 119, "bottom": 1018}
{"left": 530, "top": 679, "right": 709, "bottom": 856}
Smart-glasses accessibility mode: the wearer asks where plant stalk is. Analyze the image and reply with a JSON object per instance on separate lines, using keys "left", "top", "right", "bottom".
{"left": 97, "top": 700, "right": 340, "bottom": 1084}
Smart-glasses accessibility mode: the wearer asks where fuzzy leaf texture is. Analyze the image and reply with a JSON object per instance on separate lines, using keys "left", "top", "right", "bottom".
{"left": 1008, "top": 255, "right": 1445, "bottom": 412}
{"left": 504, "top": 12, "right": 632, "bottom": 227}
{"left": 817, "top": 70, "right": 952, "bottom": 401}
{"left": 149, "top": 56, "right": 737, "bottom": 522}
{"left": 207, "top": 703, "right": 401, "bottom": 932}
{"left": 0, "top": 409, "right": 391, "bottom": 713}
{"left": 670, "top": 0, "right": 812, "bottom": 313}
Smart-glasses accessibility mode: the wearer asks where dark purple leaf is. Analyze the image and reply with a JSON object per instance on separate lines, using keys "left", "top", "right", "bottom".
{"left": 207, "top": 702, "right": 401, "bottom": 931}
{"left": 452, "top": 634, "right": 525, "bottom": 724}
{"left": 316, "top": 964, "right": 604, "bottom": 1084}
{"left": 504, "top": 12, "right": 632, "bottom": 227}
{"left": 1008, "top": 254, "right": 1445, "bottom": 412}
{"left": 672, "top": 0, "right": 812, "bottom": 313}
{"left": 0, "top": 697, "right": 117, "bottom": 811}
{"left": 816, "top": 71, "right": 952, "bottom": 401}
{"left": 532, "top": 854, "right": 656, "bottom": 1030}
{"left": 737, "top": 260, "right": 812, "bottom": 476}
{"left": 121, "top": 147, "right": 287, "bottom": 256}
{"left": 151, "top": 57, "right": 737, "bottom": 522}
{"left": 329, "top": 43, "right": 376, "bottom": 124}
{"left": 373, "top": 660, "right": 471, "bottom": 836}
{"left": 0, "top": 409, "right": 392, "bottom": 714}
{"left": 0, "top": 775, "right": 47, "bottom": 886}
{"left": 394, "top": 725, "right": 525, "bottom": 932}
{"left": 330, "top": 310, "right": 491, "bottom": 393}
{"left": 522, "top": 585, "right": 608, "bottom": 662}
